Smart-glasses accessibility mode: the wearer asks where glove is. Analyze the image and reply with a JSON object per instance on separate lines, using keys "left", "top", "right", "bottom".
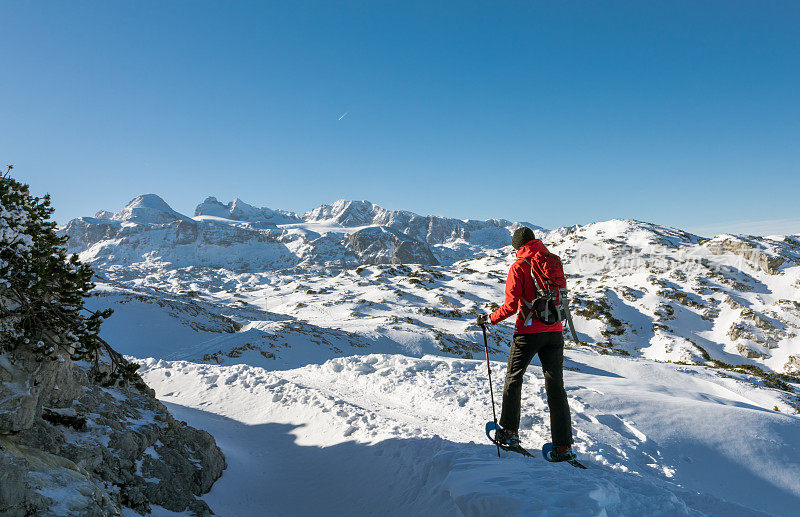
{"left": 477, "top": 313, "right": 491, "bottom": 326}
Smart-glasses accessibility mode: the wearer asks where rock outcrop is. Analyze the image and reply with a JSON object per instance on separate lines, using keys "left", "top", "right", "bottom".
{"left": 785, "top": 355, "right": 800, "bottom": 375}
{"left": 303, "top": 199, "right": 529, "bottom": 247}
{"left": 703, "top": 236, "right": 790, "bottom": 275}
{"left": 0, "top": 346, "right": 225, "bottom": 516}
{"left": 347, "top": 226, "right": 439, "bottom": 265}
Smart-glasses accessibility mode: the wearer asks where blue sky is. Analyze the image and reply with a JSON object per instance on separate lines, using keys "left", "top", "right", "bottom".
{"left": 2, "top": 1, "right": 799, "bottom": 235}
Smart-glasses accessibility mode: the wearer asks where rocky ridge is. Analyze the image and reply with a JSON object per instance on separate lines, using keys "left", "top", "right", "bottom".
{"left": 0, "top": 345, "right": 225, "bottom": 516}
{"left": 60, "top": 195, "right": 529, "bottom": 270}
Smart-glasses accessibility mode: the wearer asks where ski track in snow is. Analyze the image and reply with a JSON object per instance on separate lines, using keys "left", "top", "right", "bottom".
{"left": 138, "top": 351, "right": 798, "bottom": 516}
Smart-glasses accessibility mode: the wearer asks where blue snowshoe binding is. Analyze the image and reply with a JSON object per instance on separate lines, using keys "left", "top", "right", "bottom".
{"left": 485, "top": 422, "right": 533, "bottom": 458}
{"left": 542, "top": 442, "right": 587, "bottom": 469}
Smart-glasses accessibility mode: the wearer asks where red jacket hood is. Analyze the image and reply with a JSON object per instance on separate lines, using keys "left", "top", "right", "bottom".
{"left": 515, "top": 239, "right": 547, "bottom": 260}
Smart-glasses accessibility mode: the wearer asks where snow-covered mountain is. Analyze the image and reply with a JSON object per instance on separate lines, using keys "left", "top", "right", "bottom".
{"left": 60, "top": 194, "right": 533, "bottom": 270}
{"left": 195, "top": 196, "right": 301, "bottom": 224}
{"left": 304, "top": 198, "right": 535, "bottom": 246}
{"left": 59, "top": 194, "right": 800, "bottom": 377}
{"left": 57, "top": 194, "right": 800, "bottom": 515}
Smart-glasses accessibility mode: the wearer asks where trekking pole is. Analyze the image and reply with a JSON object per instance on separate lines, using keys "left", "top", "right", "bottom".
{"left": 481, "top": 322, "right": 501, "bottom": 458}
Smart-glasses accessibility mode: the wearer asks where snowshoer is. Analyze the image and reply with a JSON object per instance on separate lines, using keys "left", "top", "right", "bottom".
{"left": 477, "top": 227, "right": 576, "bottom": 462}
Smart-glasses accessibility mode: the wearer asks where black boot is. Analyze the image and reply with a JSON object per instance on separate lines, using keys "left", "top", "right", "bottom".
{"left": 545, "top": 445, "right": 575, "bottom": 462}
{"left": 495, "top": 427, "right": 520, "bottom": 447}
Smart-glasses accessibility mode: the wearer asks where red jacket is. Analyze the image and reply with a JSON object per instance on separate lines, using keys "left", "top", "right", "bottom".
{"left": 489, "top": 240, "right": 563, "bottom": 334}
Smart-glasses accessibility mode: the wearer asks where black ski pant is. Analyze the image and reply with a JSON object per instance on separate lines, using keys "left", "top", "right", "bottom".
{"left": 499, "top": 331, "right": 573, "bottom": 446}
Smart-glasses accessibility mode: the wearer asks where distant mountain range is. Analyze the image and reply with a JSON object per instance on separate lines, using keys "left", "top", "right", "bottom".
{"left": 60, "top": 194, "right": 537, "bottom": 269}
{"left": 59, "top": 194, "right": 800, "bottom": 378}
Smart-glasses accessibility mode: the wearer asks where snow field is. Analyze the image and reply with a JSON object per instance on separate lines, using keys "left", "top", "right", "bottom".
{"left": 72, "top": 198, "right": 800, "bottom": 515}
{"left": 91, "top": 227, "right": 800, "bottom": 378}
{"left": 137, "top": 349, "right": 798, "bottom": 516}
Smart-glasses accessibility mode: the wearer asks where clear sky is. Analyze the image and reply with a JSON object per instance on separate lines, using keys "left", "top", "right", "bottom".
{"left": 2, "top": 1, "right": 799, "bottom": 235}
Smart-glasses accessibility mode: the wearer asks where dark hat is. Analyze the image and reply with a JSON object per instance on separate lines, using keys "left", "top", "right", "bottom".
{"left": 512, "top": 227, "right": 535, "bottom": 250}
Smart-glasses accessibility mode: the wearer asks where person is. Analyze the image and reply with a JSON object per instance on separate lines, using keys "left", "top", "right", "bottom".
{"left": 477, "top": 226, "right": 575, "bottom": 462}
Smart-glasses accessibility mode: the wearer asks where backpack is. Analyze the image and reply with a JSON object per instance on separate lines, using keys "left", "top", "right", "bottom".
{"left": 517, "top": 251, "right": 568, "bottom": 326}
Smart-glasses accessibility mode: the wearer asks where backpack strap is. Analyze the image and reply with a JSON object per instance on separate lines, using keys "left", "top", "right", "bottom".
{"left": 516, "top": 258, "right": 544, "bottom": 293}
{"left": 516, "top": 259, "right": 541, "bottom": 326}
{"left": 517, "top": 258, "right": 567, "bottom": 327}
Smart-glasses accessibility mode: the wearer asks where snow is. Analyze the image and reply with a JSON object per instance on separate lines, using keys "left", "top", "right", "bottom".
{"left": 194, "top": 196, "right": 300, "bottom": 224}
{"left": 52, "top": 194, "right": 800, "bottom": 515}
{"left": 122, "top": 506, "right": 194, "bottom": 517}
{"left": 34, "top": 481, "right": 99, "bottom": 516}
{"left": 111, "top": 194, "right": 190, "bottom": 224}
{"left": 137, "top": 351, "right": 797, "bottom": 516}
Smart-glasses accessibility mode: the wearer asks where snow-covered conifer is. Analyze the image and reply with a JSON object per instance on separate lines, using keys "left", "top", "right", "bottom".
{"left": 0, "top": 165, "right": 138, "bottom": 385}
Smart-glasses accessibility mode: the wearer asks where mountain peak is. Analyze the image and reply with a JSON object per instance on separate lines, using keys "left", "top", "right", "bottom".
{"left": 304, "top": 199, "right": 401, "bottom": 226}
{"left": 111, "top": 194, "right": 188, "bottom": 224}
{"left": 125, "top": 194, "right": 173, "bottom": 210}
{"left": 194, "top": 196, "right": 299, "bottom": 223}
{"left": 568, "top": 219, "right": 703, "bottom": 248}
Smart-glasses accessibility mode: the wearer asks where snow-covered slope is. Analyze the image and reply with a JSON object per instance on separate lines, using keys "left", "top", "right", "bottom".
{"left": 60, "top": 195, "right": 800, "bottom": 515}
{"left": 137, "top": 351, "right": 798, "bottom": 516}
{"left": 67, "top": 202, "right": 800, "bottom": 377}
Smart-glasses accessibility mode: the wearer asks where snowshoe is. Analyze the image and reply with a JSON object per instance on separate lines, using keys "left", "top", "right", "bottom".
{"left": 542, "top": 442, "right": 587, "bottom": 469}
{"left": 485, "top": 422, "right": 534, "bottom": 458}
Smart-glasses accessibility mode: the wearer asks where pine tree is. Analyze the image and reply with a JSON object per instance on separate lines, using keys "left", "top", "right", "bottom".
{"left": 0, "top": 165, "right": 141, "bottom": 386}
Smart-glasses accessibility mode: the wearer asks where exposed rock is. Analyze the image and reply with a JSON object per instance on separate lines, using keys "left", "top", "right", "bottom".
{"left": 703, "top": 236, "right": 787, "bottom": 274}
{"left": 0, "top": 435, "right": 115, "bottom": 516}
{"left": 741, "top": 309, "right": 775, "bottom": 331}
{"left": 0, "top": 449, "right": 29, "bottom": 514}
{"left": 304, "top": 199, "right": 530, "bottom": 248}
{"left": 723, "top": 295, "right": 746, "bottom": 310}
{"left": 702, "top": 306, "right": 720, "bottom": 321}
{"left": 347, "top": 226, "right": 439, "bottom": 265}
{"left": 60, "top": 217, "right": 122, "bottom": 253}
{"left": 0, "top": 346, "right": 225, "bottom": 516}
{"left": 59, "top": 196, "right": 540, "bottom": 269}
{"left": 727, "top": 309, "right": 786, "bottom": 351}
{"left": 785, "top": 355, "right": 800, "bottom": 375}
{"left": 736, "top": 343, "right": 768, "bottom": 360}
{"left": 299, "top": 233, "right": 360, "bottom": 268}
{"left": 0, "top": 352, "right": 77, "bottom": 433}
{"left": 61, "top": 217, "right": 299, "bottom": 272}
